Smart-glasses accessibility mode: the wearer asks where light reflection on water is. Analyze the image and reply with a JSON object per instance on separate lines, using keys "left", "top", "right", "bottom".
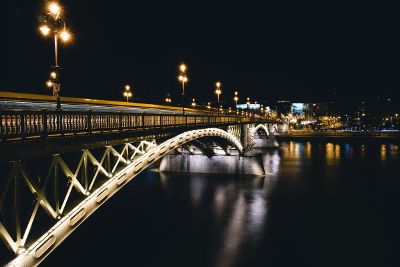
{"left": 42, "top": 140, "right": 400, "bottom": 267}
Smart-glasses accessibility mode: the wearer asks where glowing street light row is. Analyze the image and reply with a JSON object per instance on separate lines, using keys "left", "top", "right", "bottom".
{"left": 38, "top": 3, "right": 256, "bottom": 116}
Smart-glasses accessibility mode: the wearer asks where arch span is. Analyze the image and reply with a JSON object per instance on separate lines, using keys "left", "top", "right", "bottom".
{"left": 252, "top": 124, "right": 270, "bottom": 138}
{"left": 8, "top": 128, "right": 243, "bottom": 267}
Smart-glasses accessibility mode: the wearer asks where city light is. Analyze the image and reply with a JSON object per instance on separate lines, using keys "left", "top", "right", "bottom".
{"left": 48, "top": 2, "right": 61, "bottom": 16}
{"left": 39, "top": 25, "right": 50, "bottom": 36}
{"left": 215, "top": 81, "right": 222, "bottom": 102}
{"left": 233, "top": 91, "right": 239, "bottom": 107}
{"left": 180, "top": 64, "right": 186, "bottom": 73}
{"left": 123, "top": 84, "right": 132, "bottom": 102}
{"left": 39, "top": 0, "right": 72, "bottom": 109}
{"left": 60, "top": 29, "right": 71, "bottom": 42}
{"left": 178, "top": 63, "right": 188, "bottom": 114}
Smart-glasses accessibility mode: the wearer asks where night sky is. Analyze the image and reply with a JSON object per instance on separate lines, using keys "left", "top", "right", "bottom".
{"left": 3, "top": 0, "right": 400, "bottom": 103}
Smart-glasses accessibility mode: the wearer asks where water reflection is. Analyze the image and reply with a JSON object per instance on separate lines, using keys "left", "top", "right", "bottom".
{"left": 325, "top": 143, "right": 341, "bottom": 162}
{"left": 380, "top": 144, "right": 387, "bottom": 161}
{"left": 190, "top": 176, "right": 207, "bottom": 207}
{"left": 214, "top": 187, "right": 227, "bottom": 220}
{"left": 360, "top": 144, "right": 366, "bottom": 158}
{"left": 305, "top": 141, "right": 312, "bottom": 158}
{"left": 262, "top": 150, "right": 281, "bottom": 176}
{"left": 42, "top": 140, "right": 400, "bottom": 267}
{"left": 216, "top": 194, "right": 247, "bottom": 267}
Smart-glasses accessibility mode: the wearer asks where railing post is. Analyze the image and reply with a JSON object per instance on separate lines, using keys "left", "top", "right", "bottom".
{"left": 42, "top": 109, "right": 48, "bottom": 137}
{"left": 57, "top": 110, "right": 63, "bottom": 133}
{"left": 20, "top": 111, "right": 26, "bottom": 135}
{"left": 119, "top": 111, "right": 123, "bottom": 132}
{"left": 142, "top": 113, "right": 145, "bottom": 130}
{"left": 87, "top": 110, "right": 92, "bottom": 133}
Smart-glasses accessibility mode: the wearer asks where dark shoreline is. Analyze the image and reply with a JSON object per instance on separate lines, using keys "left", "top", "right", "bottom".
{"left": 276, "top": 132, "right": 400, "bottom": 142}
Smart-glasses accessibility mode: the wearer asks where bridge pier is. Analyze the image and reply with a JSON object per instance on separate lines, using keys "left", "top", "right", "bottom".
{"left": 240, "top": 124, "right": 279, "bottom": 152}
{"left": 159, "top": 153, "right": 265, "bottom": 175}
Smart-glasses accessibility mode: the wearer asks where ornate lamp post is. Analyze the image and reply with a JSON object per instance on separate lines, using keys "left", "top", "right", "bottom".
{"left": 233, "top": 91, "right": 239, "bottom": 110}
{"left": 123, "top": 84, "right": 132, "bottom": 102}
{"left": 165, "top": 94, "right": 172, "bottom": 103}
{"left": 178, "top": 64, "right": 188, "bottom": 115}
{"left": 39, "top": 1, "right": 72, "bottom": 110}
{"left": 215, "top": 81, "right": 222, "bottom": 115}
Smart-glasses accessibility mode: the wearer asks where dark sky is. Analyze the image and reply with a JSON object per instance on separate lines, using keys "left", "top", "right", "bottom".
{"left": 3, "top": 0, "right": 400, "bottom": 103}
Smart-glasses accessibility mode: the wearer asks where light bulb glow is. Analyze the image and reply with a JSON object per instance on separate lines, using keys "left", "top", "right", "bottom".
{"left": 39, "top": 25, "right": 51, "bottom": 36}
{"left": 60, "top": 30, "right": 71, "bottom": 42}
{"left": 180, "top": 64, "right": 186, "bottom": 73}
{"left": 48, "top": 2, "right": 61, "bottom": 15}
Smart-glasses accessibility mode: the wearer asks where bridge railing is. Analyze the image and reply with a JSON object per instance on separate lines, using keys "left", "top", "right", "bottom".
{"left": 0, "top": 109, "right": 258, "bottom": 140}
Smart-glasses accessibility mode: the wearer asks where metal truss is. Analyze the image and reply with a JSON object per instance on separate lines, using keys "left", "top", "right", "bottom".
{"left": 3, "top": 127, "right": 245, "bottom": 266}
{"left": 0, "top": 140, "right": 156, "bottom": 254}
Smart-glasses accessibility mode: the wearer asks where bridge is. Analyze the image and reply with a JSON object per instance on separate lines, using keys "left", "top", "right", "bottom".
{"left": 0, "top": 94, "right": 280, "bottom": 266}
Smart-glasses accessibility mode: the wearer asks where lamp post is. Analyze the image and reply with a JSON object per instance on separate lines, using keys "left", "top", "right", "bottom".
{"left": 165, "top": 95, "right": 172, "bottom": 103}
{"left": 178, "top": 63, "right": 188, "bottom": 115}
{"left": 191, "top": 98, "right": 196, "bottom": 108}
{"left": 215, "top": 81, "right": 222, "bottom": 115}
{"left": 207, "top": 102, "right": 211, "bottom": 110}
{"left": 39, "top": 1, "right": 72, "bottom": 110}
{"left": 233, "top": 91, "right": 239, "bottom": 110}
{"left": 123, "top": 84, "right": 132, "bottom": 102}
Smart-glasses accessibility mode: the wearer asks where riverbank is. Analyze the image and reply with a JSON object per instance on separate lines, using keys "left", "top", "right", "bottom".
{"left": 276, "top": 131, "right": 400, "bottom": 141}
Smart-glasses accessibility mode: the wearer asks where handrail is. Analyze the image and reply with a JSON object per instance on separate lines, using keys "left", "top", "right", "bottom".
{"left": 0, "top": 91, "right": 211, "bottom": 114}
{"left": 0, "top": 109, "right": 262, "bottom": 140}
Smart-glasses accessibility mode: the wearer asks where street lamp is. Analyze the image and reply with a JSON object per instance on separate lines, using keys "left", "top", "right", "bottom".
{"left": 165, "top": 95, "right": 172, "bottom": 103}
{"left": 207, "top": 102, "right": 211, "bottom": 110}
{"left": 123, "top": 84, "right": 132, "bottom": 102}
{"left": 39, "top": 1, "right": 72, "bottom": 110}
{"left": 178, "top": 63, "right": 188, "bottom": 115}
{"left": 215, "top": 81, "right": 222, "bottom": 103}
{"left": 215, "top": 81, "right": 222, "bottom": 115}
{"left": 233, "top": 91, "right": 239, "bottom": 110}
{"left": 192, "top": 98, "right": 196, "bottom": 107}
{"left": 246, "top": 97, "right": 250, "bottom": 109}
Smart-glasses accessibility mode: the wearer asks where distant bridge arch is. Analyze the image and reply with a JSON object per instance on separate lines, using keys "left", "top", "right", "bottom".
{"left": 251, "top": 124, "right": 270, "bottom": 138}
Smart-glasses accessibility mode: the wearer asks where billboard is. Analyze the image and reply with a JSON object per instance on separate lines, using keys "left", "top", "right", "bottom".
{"left": 291, "top": 103, "right": 305, "bottom": 115}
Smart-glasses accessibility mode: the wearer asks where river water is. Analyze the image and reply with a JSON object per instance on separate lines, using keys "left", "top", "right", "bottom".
{"left": 42, "top": 140, "right": 400, "bottom": 267}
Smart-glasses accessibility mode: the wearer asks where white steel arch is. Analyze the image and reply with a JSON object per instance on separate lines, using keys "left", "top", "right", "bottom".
{"left": 6, "top": 128, "right": 242, "bottom": 267}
